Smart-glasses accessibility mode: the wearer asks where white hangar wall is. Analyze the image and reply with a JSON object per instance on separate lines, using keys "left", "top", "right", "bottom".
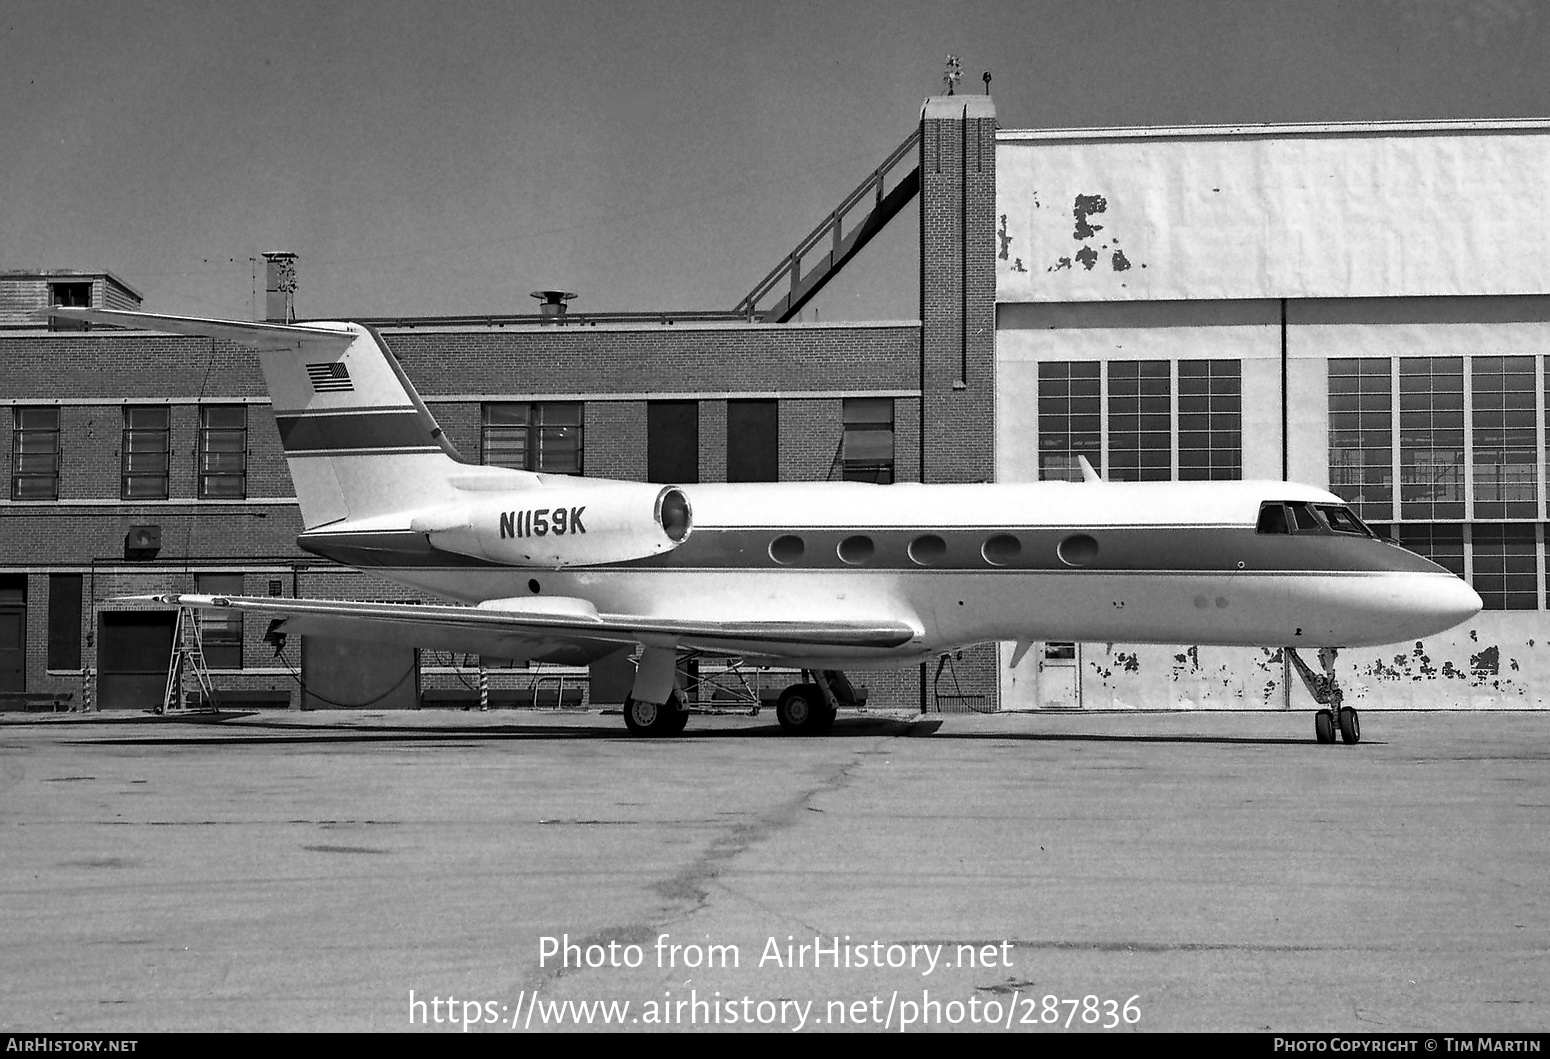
{"left": 993, "top": 121, "right": 1550, "bottom": 712}
{"left": 995, "top": 121, "right": 1550, "bottom": 303}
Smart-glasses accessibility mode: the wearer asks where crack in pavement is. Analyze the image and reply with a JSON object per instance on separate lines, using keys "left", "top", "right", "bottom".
{"left": 524, "top": 737, "right": 895, "bottom": 991}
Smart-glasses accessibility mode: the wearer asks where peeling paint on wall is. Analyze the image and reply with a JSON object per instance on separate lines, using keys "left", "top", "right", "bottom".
{"left": 1038, "top": 193, "right": 1145, "bottom": 275}
{"left": 1469, "top": 645, "right": 1499, "bottom": 677}
{"left": 1072, "top": 194, "right": 1107, "bottom": 239}
{"left": 1000, "top": 617, "right": 1547, "bottom": 711}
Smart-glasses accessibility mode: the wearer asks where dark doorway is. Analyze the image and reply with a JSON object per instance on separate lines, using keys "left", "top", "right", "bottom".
{"left": 727, "top": 400, "right": 779, "bottom": 482}
{"left": 647, "top": 401, "right": 699, "bottom": 484}
{"left": 0, "top": 575, "right": 25, "bottom": 692}
{"left": 98, "top": 610, "right": 176, "bottom": 708}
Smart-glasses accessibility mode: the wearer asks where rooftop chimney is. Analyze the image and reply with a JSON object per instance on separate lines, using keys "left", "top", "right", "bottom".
{"left": 263, "top": 252, "right": 297, "bottom": 323}
{"left": 530, "top": 289, "right": 577, "bottom": 324}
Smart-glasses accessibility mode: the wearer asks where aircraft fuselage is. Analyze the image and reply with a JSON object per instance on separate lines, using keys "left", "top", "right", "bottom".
{"left": 298, "top": 477, "right": 1481, "bottom": 667}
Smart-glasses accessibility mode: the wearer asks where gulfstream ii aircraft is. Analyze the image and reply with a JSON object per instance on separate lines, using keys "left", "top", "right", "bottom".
{"left": 43, "top": 307, "right": 1482, "bottom": 743}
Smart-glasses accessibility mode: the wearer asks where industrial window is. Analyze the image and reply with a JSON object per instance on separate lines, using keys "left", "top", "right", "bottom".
{"left": 12, "top": 407, "right": 60, "bottom": 500}
{"left": 1037, "top": 361, "right": 1100, "bottom": 482}
{"left": 47, "top": 574, "right": 82, "bottom": 672}
{"left": 482, "top": 403, "right": 583, "bottom": 475}
{"left": 1472, "top": 525, "right": 1538, "bottom": 611}
{"left": 1107, "top": 361, "right": 1170, "bottom": 482}
{"left": 647, "top": 401, "right": 699, "bottom": 484}
{"left": 193, "top": 573, "right": 243, "bottom": 669}
{"left": 1398, "top": 357, "right": 1465, "bottom": 521}
{"left": 1328, "top": 359, "right": 1393, "bottom": 520}
{"left": 1390, "top": 523, "right": 1465, "bottom": 579}
{"left": 1472, "top": 356, "right": 1537, "bottom": 520}
{"left": 198, "top": 405, "right": 247, "bottom": 499}
{"left": 1177, "top": 359, "right": 1241, "bottom": 481}
{"left": 727, "top": 400, "right": 779, "bottom": 482}
{"left": 121, "top": 407, "right": 170, "bottom": 500}
{"left": 841, "top": 398, "right": 894, "bottom": 484}
{"left": 47, "top": 282, "right": 91, "bottom": 331}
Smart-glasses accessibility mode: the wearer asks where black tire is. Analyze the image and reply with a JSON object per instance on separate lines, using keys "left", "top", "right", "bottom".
{"left": 1314, "top": 709, "right": 1335, "bottom": 744}
{"left": 1338, "top": 706, "right": 1360, "bottom": 744}
{"left": 622, "top": 694, "right": 684, "bottom": 737}
{"left": 664, "top": 702, "right": 690, "bottom": 735}
{"left": 815, "top": 707, "right": 838, "bottom": 733}
{"left": 776, "top": 684, "right": 825, "bottom": 734}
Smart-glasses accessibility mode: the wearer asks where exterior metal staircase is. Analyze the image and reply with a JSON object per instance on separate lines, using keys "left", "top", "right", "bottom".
{"left": 736, "top": 129, "right": 921, "bottom": 323}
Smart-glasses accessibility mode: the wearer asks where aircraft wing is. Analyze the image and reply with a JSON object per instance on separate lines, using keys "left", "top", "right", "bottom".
{"left": 141, "top": 593, "right": 919, "bottom": 665}
{"left": 37, "top": 307, "right": 355, "bottom": 353}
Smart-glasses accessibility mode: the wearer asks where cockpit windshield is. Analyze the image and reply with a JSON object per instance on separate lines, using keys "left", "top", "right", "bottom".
{"left": 1316, "top": 505, "right": 1371, "bottom": 536}
{"left": 1256, "top": 501, "right": 1375, "bottom": 538}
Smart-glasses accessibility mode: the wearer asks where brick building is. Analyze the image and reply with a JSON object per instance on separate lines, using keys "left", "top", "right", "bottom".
{"left": 0, "top": 98, "right": 995, "bottom": 712}
{"left": 6, "top": 102, "right": 1549, "bottom": 714}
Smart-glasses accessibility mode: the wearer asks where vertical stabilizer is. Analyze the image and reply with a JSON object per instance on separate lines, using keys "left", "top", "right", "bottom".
{"left": 259, "top": 323, "right": 468, "bottom": 527}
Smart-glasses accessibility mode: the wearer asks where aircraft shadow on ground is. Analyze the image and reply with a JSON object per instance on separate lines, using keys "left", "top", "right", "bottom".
{"left": 65, "top": 715, "right": 1341, "bottom": 747}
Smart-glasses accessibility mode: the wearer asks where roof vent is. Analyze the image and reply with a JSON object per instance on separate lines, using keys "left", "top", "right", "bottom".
{"left": 530, "top": 289, "right": 577, "bottom": 324}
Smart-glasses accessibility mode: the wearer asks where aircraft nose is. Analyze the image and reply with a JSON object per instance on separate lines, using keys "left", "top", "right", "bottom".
{"left": 1405, "top": 574, "right": 1482, "bottom": 638}
{"left": 1442, "top": 577, "right": 1484, "bottom": 627}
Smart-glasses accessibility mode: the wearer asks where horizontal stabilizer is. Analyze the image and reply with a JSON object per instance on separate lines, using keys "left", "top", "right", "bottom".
{"left": 36, "top": 307, "right": 355, "bottom": 354}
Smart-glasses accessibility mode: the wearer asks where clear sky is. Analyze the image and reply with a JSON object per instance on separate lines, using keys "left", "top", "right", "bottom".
{"left": 2, "top": 0, "right": 1546, "bottom": 323}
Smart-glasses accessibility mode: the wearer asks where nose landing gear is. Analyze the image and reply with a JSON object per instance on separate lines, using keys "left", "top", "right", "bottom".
{"left": 1288, "top": 647, "right": 1360, "bottom": 744}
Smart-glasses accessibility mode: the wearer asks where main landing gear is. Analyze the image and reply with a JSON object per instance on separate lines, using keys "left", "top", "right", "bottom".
{"left": 622, "top": 692, "right": 689, "bottom": 737}
{"left": 775, "top": 670, "right": 860, "bottom": 735}
{"left": 617, "top": 648, "right": 864, "bottom": 738}
{"left": 1286, "top": 647, "right": 1360, "bottom": 744}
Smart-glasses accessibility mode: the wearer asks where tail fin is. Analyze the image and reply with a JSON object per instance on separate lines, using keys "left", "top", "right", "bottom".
{"left": 38, "top": 308, "right": 472, "bottom": 529}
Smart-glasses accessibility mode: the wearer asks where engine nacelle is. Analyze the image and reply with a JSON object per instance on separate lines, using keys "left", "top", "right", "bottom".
{"left": 413, "top": 483, "right": 691, "bottom": 568}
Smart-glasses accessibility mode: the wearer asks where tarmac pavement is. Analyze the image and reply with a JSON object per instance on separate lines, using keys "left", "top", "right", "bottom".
{"left": 1, "top": 708, "right": 1545, "bottom": 1032}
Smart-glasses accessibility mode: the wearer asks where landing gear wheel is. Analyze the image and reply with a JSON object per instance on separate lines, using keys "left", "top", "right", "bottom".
{"left": 815, "top": 707, "right": 837, "bottom": 733}
{"left": 1314, "top": 709, "right": 1335, "bottom": 744}
{"left": 622, "top": 694, "right": 686, "bottom": 737}
{"left": 776, "top": 683, "right": 827, "bottom": 735}
{"left": 1337, "top": 706, "right": 1360, "bottom": 744}
{"left": 664, "top": 702, "right": 689, "bottom": 735}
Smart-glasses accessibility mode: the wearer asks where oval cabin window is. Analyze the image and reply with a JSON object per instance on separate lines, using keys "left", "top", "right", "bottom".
{"left": 908, "top": 534, "right": 947, "bottom": 566}
{"left": 837, "top": 535, "right": 875, "bottom": 565}
{"left": 769, "top": 535, "right": 805, "bottom": 564}
{"left": 1057, "top": 533, "right": 1099, "bottom": 568}
{"left": 981, "top": 534, "right": 1021, "bottom": 566}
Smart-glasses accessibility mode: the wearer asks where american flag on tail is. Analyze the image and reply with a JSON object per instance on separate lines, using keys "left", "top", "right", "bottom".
{"left": 305, "top": 362, "right": 353, "bottom": 393}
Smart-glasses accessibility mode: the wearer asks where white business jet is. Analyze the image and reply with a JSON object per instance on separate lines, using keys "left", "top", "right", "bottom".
{"left": 42, "top": 308, "right": 1481, "bottom": 743}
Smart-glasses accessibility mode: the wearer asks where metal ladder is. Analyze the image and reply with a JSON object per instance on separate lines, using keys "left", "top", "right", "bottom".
{"left": 160, "top": 607, "right": 216, "bottom": 714}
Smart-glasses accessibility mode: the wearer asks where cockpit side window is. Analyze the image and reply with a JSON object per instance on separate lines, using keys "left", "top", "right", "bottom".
{"left": 1286, "top": 501, "right": 1325, "bottom": 533}
{"left": 1256, "top": 502, "right": 1290, "bottom": 534}
{"left": 1317, "top": 504, "right": 1373, "bottom": 537}
{"left": 1258, "top": 500, "right": 1351, "bottom": 535}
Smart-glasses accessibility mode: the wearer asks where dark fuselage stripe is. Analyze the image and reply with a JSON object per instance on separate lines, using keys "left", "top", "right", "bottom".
{"left": 297, "top": 525, "right": 1445, "bottom": 576}
{"left": 275, "top": 410, "right": 433, "bottom": 453}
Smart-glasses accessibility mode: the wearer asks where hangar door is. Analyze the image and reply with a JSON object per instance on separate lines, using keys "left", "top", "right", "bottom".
{"left": 98, "top": 611, "right": 175, "bottom": 709}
